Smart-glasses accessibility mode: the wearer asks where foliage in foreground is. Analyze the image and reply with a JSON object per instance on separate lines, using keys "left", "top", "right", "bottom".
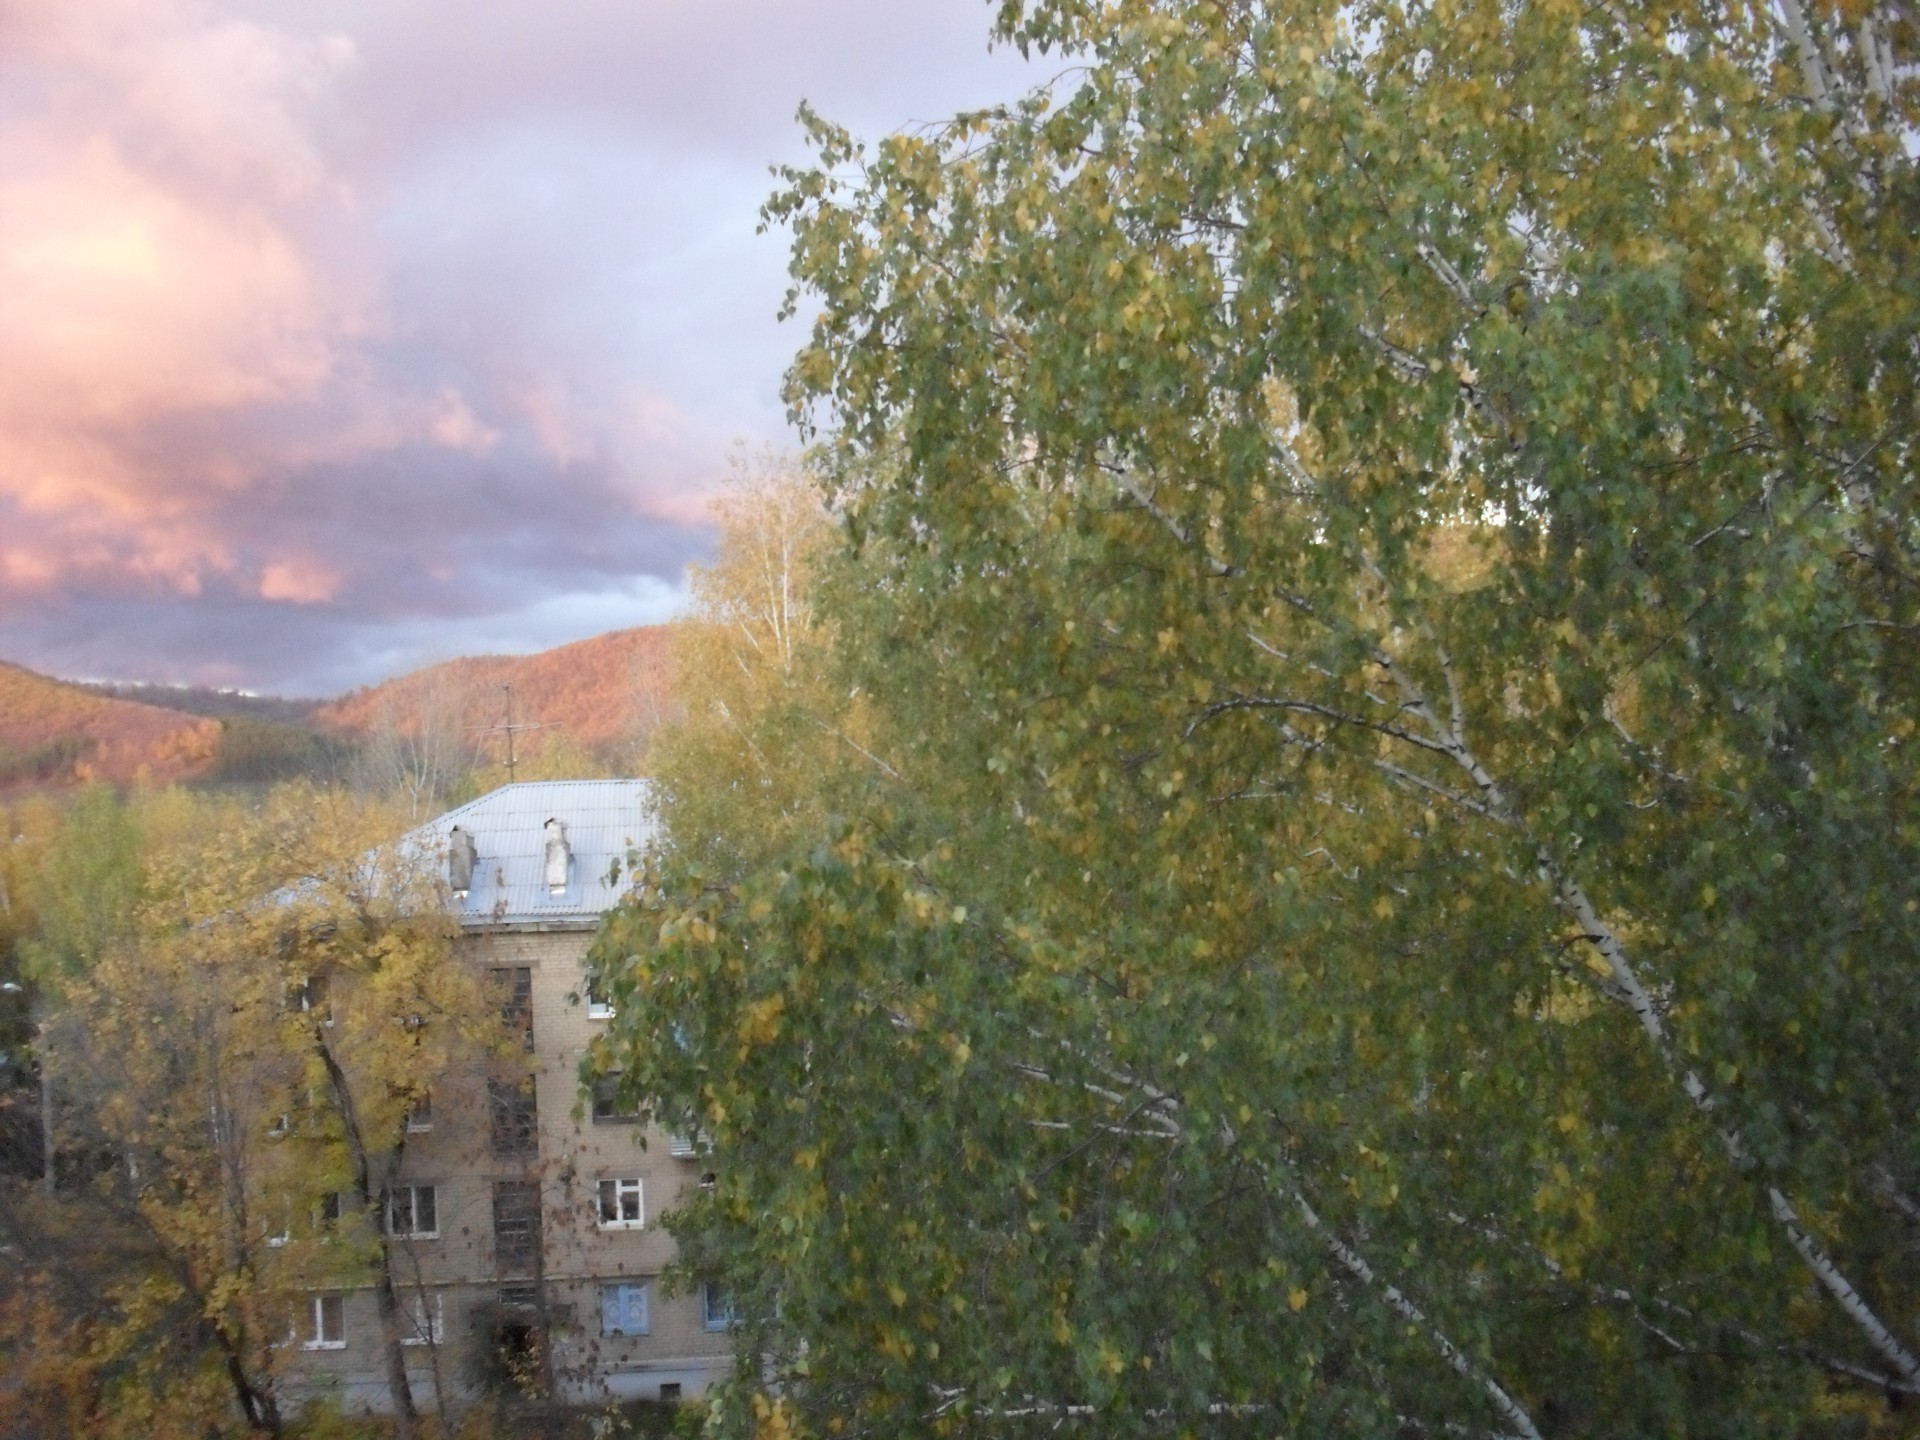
{"left": 592, "top": 1, "right": 1920, "bottom": 1437}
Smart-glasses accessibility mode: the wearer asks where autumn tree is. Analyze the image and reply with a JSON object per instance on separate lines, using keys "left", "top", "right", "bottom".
{"left": 356, "top": 673, "right": 476, "bottom": 821}
{"left": 6, "top": 784, "right": 497, "bottom": 1437}
{"left": 645, "top": 449, "right": 896, "bottom": 878}
{"left": 594, "top": 2, "right": 1920, "bottom": 1437}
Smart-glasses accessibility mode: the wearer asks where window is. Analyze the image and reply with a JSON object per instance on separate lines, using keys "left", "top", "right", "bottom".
{"left": 292, "top": 974, "right": 332, "bottom": 1026}
{"left": 303, "top": 1294, "right": 346, "bottom": 1349}
{"left": 702, "top": 1284, "right": 736, "bottom": 1332}
{"left": 667, "top": 1132, "right": 699, "bottom": 1158}
{"left": 590, "top": 1075, "right": 638, "bottom": 1124}
{"left": 317, "top": 1191, "right": 343, "bottom": 1228}
{"left": 488, "top": 1076, "right": 538, "bottom": 1158}
{"left": 585, "top": 974, "right": 614, "bottom": 1020}
{"left": 492, "top": 1180, "right": 540, "bottom": 1270}
{"left": 600, "top": 1282, "right": 649, "bottom": 1337}
{"left": 596, "top": 1177, "right": 643, "bottom": 1229}
{"left": 405, "top": 1091, "right": 433, "bottom": 1132}
{"left": 659, "top": 1382, "right": 682, "bottom": 1403}
{"left": 387, "top": 1185, "right": 439, "bottom": 1239}
{"left": 402, "top": 1293, "right": 444, "bottom": 1346}
{"left": 490, "top": 966, "right": 533, "bottom": 1050}
{"left": 271, "top": 1086, "right": 323, "bottom": 1139}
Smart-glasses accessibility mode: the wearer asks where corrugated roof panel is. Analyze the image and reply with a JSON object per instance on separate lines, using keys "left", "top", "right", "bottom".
{"left": 408, "top": 779, "right": 656, "bottom": 929}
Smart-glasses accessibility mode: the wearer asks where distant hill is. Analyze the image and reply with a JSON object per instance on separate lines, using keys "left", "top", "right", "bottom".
{"left": 0, "top": 661, "right": 222, "bottom": 792}
{"left": 70, "top": 681, "right": 319, "bottom": 726}
{"left": 315, "top": 626, "right": 673, "bottom": 763}
{"left": 0, "top": 626, "right": 675, "bottom": 797}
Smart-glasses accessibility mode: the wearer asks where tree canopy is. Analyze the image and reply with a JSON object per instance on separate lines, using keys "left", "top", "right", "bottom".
{"left": 594, "top": 2, "right": 1920, "bottom": 1437}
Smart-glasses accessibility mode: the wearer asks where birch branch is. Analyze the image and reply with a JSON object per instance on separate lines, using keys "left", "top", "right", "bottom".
{"left": 1364, "top": 642, "right": 1920, "bottom": 1388}
{"left": 1295, "top": 1192, "right": 1544, "bottom": 1440}
{"left": 1019, "top": 1026, "right": 1543, "bottom": 1435}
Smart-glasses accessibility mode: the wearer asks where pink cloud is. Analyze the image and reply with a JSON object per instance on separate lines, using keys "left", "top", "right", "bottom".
{"left": 0, "top": 0, "right": 1041, "bottom": 691}
{"left": 259, "top": 555, "right": 343, "bottom": 604}
{"left": 0, "top": 0, "right": 368, "bottom": 595}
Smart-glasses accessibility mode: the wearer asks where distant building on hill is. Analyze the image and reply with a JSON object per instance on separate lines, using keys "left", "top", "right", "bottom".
{"left": 285, "top": 779, "right": 731, "bottom": 1414}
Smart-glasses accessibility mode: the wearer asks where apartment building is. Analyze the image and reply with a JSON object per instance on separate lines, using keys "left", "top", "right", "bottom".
{"left": 289, "top": 779, "right": 732, "bottom": 1414}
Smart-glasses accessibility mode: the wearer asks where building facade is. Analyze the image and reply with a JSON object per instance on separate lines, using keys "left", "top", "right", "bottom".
{"left": 290, "top": 780, "right": 732, "bottom": 1414}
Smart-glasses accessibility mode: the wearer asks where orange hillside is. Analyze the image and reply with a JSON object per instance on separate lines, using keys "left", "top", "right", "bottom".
{"left": 0, "top": 660, "right": 222, "bottom": 792}
{"left": 315, "top": 626, "right": 674, "bottom": 761}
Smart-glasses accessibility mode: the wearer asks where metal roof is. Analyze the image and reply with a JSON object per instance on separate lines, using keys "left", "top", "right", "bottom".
{"left": 410, "top": 779, "right": 656, "bottom": 929}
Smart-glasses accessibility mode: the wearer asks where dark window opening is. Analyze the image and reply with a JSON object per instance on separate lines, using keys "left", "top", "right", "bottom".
{"left": 488, "top": 1076, "right": 538, "bottom": 1158}
{"left": 490, "top": 966, "right": 533, "bottom": 1050}
{"left": 590, "top": 1074, "right": 639, "bottom": 1125}
{"left": 492, "top": 1181, "right": 540, "bottom": 1271}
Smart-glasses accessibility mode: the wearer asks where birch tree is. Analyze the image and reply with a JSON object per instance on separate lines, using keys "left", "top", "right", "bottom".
{"left": 595, "top": 1, "right": 1920, "bottom": 1436}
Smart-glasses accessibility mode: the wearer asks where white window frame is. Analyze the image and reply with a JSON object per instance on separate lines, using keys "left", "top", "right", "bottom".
{"left": 401, "top": 1292, "right": 445, "bottom": 1346}
{"left": 596, "top": 1177, "right": 644, "bottom": 1230}
{"left": 388, "top": 1184, "right": 439, "bottom": 1240}
{"left": 702, "top": 1284, "right": 735, "bottom": 1332}
{"left": 585, "top": 974, "right": 615, "bottom": 1020}
{"left": 303, "top": 1294, "right": 346, "bottom": 1350}
{"left": 600, "top": 1281, "right": 650, "bottom": 1337}
{"left": 296, "top": 975, "right": 333, "bottom": 1026}
{"left": 406, "top": 1092, "right": 433, "bottom": 1133}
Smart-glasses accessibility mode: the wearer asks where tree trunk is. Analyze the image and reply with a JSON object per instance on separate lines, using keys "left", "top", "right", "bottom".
{"left": 314, "top": 1032, "right": 420, "bottom": 1439}
{"left": 38, "top": 1015, "right": 54, "bottom": 1196}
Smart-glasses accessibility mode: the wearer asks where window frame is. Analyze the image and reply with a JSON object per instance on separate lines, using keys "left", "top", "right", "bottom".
{"left": 590, "top": 1074, "right": 639, "bottom": 1125}
{"left": 492, "top": 1180, "right": 540, "bottom": 1270}
{"left": 488, "top": 1075, "right": 539, "bottom": 1157}
{"left": 701, "top": 1284, "right": 736, "bottom": 1333}
{"left": 490, "top": 966, "right": 534, "bottom": 1050}
{"left": 387, "top": 1184, "right": 439, "bottom": 1240}
{"left": 401, "top": 1292, "right": 445, "bottom": 1347}
{"left": 303, "top": 1294, "right": 346, "bottom": 1350}
{"left": 293, "top": 974, "right": 333, "bottom": 1026}
{"left": 596, "top": 1176, "right": 644, "bottom": 1230}
{"left": 600, "top": 1281, "right": 650, "bottom": 1338}
{"left": 585, "top": 974, "right": 615, "bottom": 1021}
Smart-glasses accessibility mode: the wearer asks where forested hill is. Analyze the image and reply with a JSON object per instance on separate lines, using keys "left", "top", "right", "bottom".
{"left": 0, "top": 624, "right": 675, "bottom": 795}
{"left": 0, "top": 661, "right": 222, "bottom": 792}
{"left": 314, "top": 624, "right": 672, "bottom": 759}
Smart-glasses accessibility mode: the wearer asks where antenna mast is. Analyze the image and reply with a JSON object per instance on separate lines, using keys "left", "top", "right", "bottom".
{"left": 474, "top": 682, "right": 546, "bottom": 781}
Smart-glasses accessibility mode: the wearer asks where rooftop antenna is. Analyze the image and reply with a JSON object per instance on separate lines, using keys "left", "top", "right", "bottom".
{"left": 472, "top": 682, "right": 546, "bottom": 782}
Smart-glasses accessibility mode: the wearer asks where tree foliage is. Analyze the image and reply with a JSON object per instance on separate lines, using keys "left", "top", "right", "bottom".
{"left": 3, "top": 784, "right": 496, "bottom": 1438}
{"left": 596, "top": 2, "right": 1920, "bottom": 1437}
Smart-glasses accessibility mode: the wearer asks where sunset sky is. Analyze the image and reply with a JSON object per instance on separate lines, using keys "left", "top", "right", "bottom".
{"left": 0, "top": 0, "right": 1042, "bottom": 695}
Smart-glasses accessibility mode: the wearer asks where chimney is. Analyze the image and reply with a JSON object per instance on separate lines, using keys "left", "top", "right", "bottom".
{"left": 449, "top": 826, "right": 477, "bottom": 895}
{"left": 543, "top": 818, "right": 571, "bottom": 894}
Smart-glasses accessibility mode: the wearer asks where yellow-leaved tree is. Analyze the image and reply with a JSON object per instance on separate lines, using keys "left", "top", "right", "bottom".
{"left": 9, "top": 783, "right": 499, "bottom": 1438}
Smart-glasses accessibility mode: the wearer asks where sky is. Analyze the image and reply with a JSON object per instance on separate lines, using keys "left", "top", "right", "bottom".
{"left": 0, "top": 0, "right": 1046, "bottom": 696}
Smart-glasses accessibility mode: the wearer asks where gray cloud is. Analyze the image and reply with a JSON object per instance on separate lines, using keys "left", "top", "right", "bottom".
{"left": 0, "top": 0, "right": 1047, "bottom": 693}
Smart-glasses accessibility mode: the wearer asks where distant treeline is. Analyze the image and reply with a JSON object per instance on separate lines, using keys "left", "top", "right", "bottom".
{"left": 207, "top": 718, "right": 359, "bottom": 787}
{"left": 0, "top": 735, "right": 92, "bottom": 788}
{"left": 74, "top": 680, "right": 320, "bottom": 726}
